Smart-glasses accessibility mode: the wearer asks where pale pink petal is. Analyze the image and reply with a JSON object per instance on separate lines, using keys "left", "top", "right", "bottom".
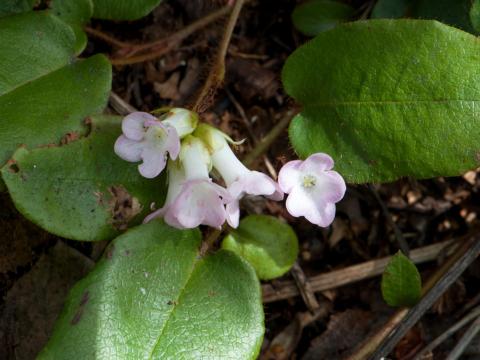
{"left": 138, "top": 145, "right": 167, "bottom": 178}
{"left": 286, "top": 187, "right": 337, "bottom": 227}
{"left": 114, "top": 135, "right": 143, "bottom": 162}
{"left": 168, "top": 179, "right": 231, "bottom": 229}
{"left": 314, "top": 171, "right": 346, "bottom": 204}
{"left": 226, "top": 200, "right": 240, "bottom": 228}
{"left": 267, "top": 182, "right": 284, "bottom": 201}
{"left": 122, "top": 112, "right": 156, "bottom": 140}
{"left": 229, "top": 171, "right": 283, "bottom": 200}
{"left": 278, "top": 160, "right": 302, "bottom": 193}
{"left": 285, "top": 187, "right": 318, "bottom": 220}
{"left": 165, "top": 126, "right": 180, "bottom": 160}
{"left": 299, "top": 153, "right": 334, "bottom": 173}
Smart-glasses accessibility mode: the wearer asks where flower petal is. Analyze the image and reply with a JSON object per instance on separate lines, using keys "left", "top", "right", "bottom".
{"left": 315, "top": 170, "right": 346, "bottom": 204}
{"left": 285, "top": 187, "right": 337, "bottom": 227}
{"left": 165, "top": 125, "right": 180, "bottom": 160}
{"left": 278, "top": 160, "right": 302, "bottom": 193}
{"left": 300, "top": 153, "right": 334, "bottom": 173}
{"left": 169, "top": 179, "right": 230, "bottom": 229}
{"left": 138, "top": 145, "right": 167, "bottom": 178}
{"left": 114, "top": 135, "right": 143, "bottom": 162}
{"left": 226, "top": 200, "right": 240, "bottom": 228}
{"left": 122, "top": 112, "right": 156, "bottom": 140}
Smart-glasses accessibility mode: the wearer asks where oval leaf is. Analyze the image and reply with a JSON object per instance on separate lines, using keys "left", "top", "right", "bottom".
{"left": 50, "top": 0, "right": 94, "bottom": 53}
{"left": 0, "top": 11, "right": 111, "bottom": 168}
{"left": 283, "top": 20, "right": 480, "bottom": 183}
{"left": 381, "top": 251, "right": 422, "bottom": 307}
{"left": 412, "top": 0, "right": 477, "bottom": 34}
{"left": 92, "top": 0, "right": 163, "bottom": 20}
{"left": 222, "top": 215, "right": 299, "bottom": 280}
{"left": 292, "top": 0, "right": 355, "bottom": 36}
{"left": 371, "top": 0, "right": 413, "bottom": 19}
{"left": 39, "top": 221, "right": 264, "bottom": 359}
{"left": 2, "top": 115, "right": 167, "bottom": 242}
{"left": 470, "top": 0, "right": 480, "bottom": 32}
{"left": 0, "top": 0, "right": 36, "bottom": 17}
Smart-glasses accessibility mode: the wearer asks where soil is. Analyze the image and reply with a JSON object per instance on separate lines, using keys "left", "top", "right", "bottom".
{"left": 1, "top": 0, "right": 480, "bottom": 359}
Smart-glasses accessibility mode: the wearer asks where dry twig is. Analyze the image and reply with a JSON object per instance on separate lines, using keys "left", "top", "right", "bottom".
{"left": 262, "top": 240, "right": 455, "bottom": 303}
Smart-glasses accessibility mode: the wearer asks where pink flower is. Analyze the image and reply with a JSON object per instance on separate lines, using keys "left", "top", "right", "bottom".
{"left": 278, "top": 153, "right": 346, "bottom": 227}
{"left": 144, "top": 136, "right": 232, "bottom": 229}
{"left": 198, "top": 124, "right": 283, "bottom": 228}
{"left": 114, "top": 112, "right": 180, "bottom": 178}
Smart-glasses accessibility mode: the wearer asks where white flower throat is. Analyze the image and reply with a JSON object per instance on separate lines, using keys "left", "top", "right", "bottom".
{"left": 302, "top": 174, "right": 317, "bottom": 189}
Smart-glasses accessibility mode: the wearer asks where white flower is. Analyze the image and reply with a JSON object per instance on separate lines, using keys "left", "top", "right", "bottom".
{"left": 196, "top": 124, "right": 283, "bottom": 228}
{"left": 144, "top": 136, "right": 232, "bottom": 229}
{"left": 278, "top": 153, "right": 346, "bottom": 227}
{"left": 114, "top": 108, "right": 198, "bottom": 179}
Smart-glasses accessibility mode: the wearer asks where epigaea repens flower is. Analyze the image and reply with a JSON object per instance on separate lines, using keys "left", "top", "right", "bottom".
{"left": 114, "top": 109, "right": 198, "bottom": 178}
{"left": 278, "top": 153, "right": 346, "bottom": 227}
{"left": 145, "top": 136, "right": 232, "bottom": 229}
{"left": 196, "top": 124, "right": 282, "bottom": 228}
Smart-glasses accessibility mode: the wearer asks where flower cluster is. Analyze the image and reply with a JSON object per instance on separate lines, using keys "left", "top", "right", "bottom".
{"left": 114, "top": 108, "right": 346, "bottom": 229}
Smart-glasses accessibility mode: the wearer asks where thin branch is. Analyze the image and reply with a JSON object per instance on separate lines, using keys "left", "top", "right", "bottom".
{"left": 109, "top": 92, "right": 137, "bottom": 115}
{"left": 242, "top": 111, "right": 295, "bottom": 166}
{"left": 262, "top": 239, "right": 455, "bottom": 303}
{"left": 290, "top": 262, "right": 320, "bottom": 312}
{"left": 414, "top": 305, "right": 480, "bottom": 359}
{"left": 192, "top": 0, "right": 246, "bottom": 113}
{"left": 446, "top": 315, "right": 480, "bottom": 360}
{"left": 85, "top": 26, "right": 133, "bottom": 48}
{"left": 110, "top": 5, "right": 234, "bottom": 65}
{"left": 367, "top": 233, "right": 480, "bottom": 360}
{"left": 369, "top": 184, "right": 410, "bottom": 256}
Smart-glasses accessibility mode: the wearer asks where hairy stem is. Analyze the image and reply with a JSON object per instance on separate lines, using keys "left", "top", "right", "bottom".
{"left": 192, "top": 0, "right": 246, "bottom": 114}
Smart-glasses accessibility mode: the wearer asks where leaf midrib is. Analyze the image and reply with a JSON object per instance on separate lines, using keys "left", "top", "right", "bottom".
{"left": 148, "top": 247, "right": 202, "bottom": 359}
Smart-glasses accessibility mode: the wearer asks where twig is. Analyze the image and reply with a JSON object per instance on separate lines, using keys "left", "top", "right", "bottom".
{"left": 414, "top": 305, "right": 480, "bottom": 359}
{"left": 262, "top": 239, "right": 455, "bottom": 303}
{"left": 290, "top": 262, "right": 320, "bottom": 312}
{"left": 85, "top": 26, "right": 133, "bottom": 48}
{"left": 369, "top": 184, "right": 410, "bottom": 256}
{"left": 109, "top": 5, "right": 234, "bottom": 65}
{"left": 242, "top": 111, "right": 295, "bottom": 166}
{"left": 446, "top": 315, "right": 480, "bottom": 360}
{"left": 109, "top": 92, "right": 138, "bottom": 115}
{"left": 192, "top": 0, "right": 246, "bottom": 113}
{"left": 366, "top": 233, "right": 480, "bottom": 360}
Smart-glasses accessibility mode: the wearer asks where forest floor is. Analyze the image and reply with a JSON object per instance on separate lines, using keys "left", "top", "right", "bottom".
{"left": 1, "top": 0, "right": 480, "bottom": 359}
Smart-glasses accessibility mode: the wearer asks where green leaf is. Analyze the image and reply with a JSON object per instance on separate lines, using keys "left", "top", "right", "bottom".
{"left": 222, "top": 215, "right": 299, "bottom": 280}
{"left": 381, "top": 251, "right": 422, "bottom": 307}
{"left": 283, "top": 20, "right": 480, "bottom": 183}
{"left": 0, "top": 11, "right": 111, "bottom": 168}
{"left": 470, "top": 0, "right": 480, "bottom": 32}
{"left": 2, "top": 115, "right": 167, "bottom": 242}
{"left": 0, "top": 0, "right": 36, "bottom": 17}
{"left": 412, "top": 0, "right": 477, "bottom": 34}
{"left": 371, "top": 0, "right": 413, "bottom": 19}
{"left": 50, "top": 0, "right": 94, "bottom": 53}
{"left": 92, "top": 0, "right": 163, "bottom": 20}
{"left": 292, "top": 0, "right": 355, "bottom": 36}
{"left": 39, "top": 221, "right": 264, "bottom": 359}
